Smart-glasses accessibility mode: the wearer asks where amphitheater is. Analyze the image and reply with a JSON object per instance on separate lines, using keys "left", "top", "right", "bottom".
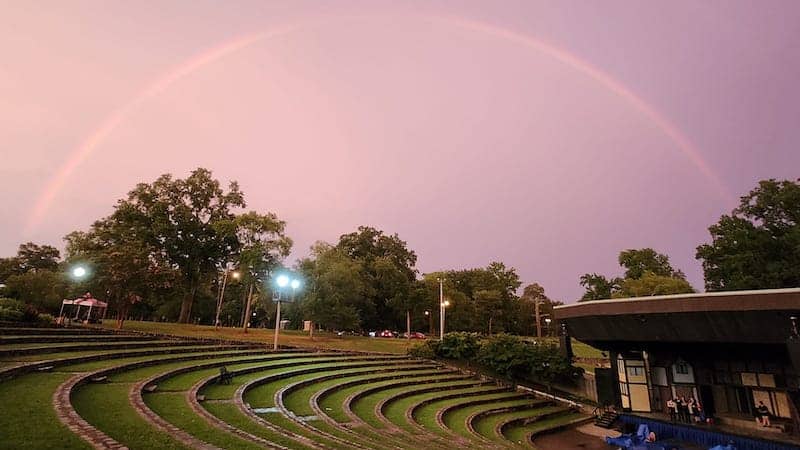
{"left": 0, "top": 325, "right": 590, "bottom": 449}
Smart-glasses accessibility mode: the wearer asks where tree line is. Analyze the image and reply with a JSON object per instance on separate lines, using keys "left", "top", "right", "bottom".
{"left": 1, "top": 169, "right": 798, "bottom": 331}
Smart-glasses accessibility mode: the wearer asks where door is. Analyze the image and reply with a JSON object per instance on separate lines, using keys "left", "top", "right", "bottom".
{"left": 699, "top": 385, "right": 715, "bottom": 417}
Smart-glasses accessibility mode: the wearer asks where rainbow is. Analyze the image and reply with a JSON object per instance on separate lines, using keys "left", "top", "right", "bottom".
{"left": 26, "top": 14, "right": 732, "bottom": 232}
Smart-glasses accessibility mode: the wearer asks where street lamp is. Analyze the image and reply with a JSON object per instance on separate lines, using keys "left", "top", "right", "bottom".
{"left": 437, "top": 278, "right": 450, "bottom": 340}
{"left": 71, "top": 265, "right": 88, "bottom": 280}
{"left": 544, "top": 317, "right": 552, "bottom": 336}
{"left": 215, "top": 267, "right": 240, "bottom": 329}
{"left": 273, "top": 273, "right": 301, "bottom": 351}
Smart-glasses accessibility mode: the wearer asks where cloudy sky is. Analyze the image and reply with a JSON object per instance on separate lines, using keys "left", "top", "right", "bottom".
{"left": 2, "top": 0, "right": 799, "bottom": 301}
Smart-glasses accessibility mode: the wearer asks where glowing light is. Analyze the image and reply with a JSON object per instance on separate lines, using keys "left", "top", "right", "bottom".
{"left": 441, "top": 300, "right": 451, "bottom": 307}
{"left": 290, "top": 279, "right": 301, "bottom": 290}
{"left": 72, "top": 266, "right": 87, "bottom": 279}
{"left": 232, "top": 271, "right": 241, "bottom": 279}
{"left": 276, "top": 274, "right": 290, "bottom": 288}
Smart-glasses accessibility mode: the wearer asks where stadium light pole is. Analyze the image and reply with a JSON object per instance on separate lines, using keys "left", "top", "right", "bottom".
{"left": 273, "top": 274, "right": 301, "bottom": 351}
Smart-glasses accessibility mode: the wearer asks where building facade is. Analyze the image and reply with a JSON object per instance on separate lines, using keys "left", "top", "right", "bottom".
{"left": 555, "top": 288, "right": 800, "bottom": 432}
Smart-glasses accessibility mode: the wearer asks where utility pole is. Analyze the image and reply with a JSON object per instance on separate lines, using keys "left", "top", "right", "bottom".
{"left": 535, "top": 298, "right": 542, "bottom": 338}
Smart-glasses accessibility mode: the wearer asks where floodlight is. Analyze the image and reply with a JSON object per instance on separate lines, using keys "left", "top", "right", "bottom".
{"left": 276, "top": 274, "right": 289, "bottom": 288}
{"left": 290, "top": 279, "right": 301, "bottom": 290}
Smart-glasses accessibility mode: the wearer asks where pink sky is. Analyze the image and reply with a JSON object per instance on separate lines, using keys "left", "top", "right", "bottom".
{"left": 2, "top": 1, "right": 799, "bottom": 302}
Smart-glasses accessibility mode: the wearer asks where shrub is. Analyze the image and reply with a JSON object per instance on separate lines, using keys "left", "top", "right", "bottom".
{"left": 0, "top": 307, "right": 24, "bottom": 322}
{"left": 477, "top": 334, "right": 533, "bottom": 378}
{"left": 37, "top": 313, "right": 55, "bottom": 325}
{"left": 0, "top": 298, "right": 25, "bottom": 312}
{"left": 408, "top": 340, "right": 439, "bottom": 358}
{"left": 438, "top": 332, "right": 481, "bottom": 360}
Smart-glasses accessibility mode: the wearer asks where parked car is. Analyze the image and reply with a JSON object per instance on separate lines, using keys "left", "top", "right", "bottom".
{"left": 379, "top": 330, "right": 396, "bottom": 338}
{"left": 368, "top": 331, "right": 377, "bottom": 337}
{"left": 402, "top": 332, "right": 426, "bottom": 339}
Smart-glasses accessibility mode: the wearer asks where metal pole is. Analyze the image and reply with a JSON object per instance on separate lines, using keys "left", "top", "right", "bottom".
{"left": 535, "top": 299, "right": 542, "bottom": 338}
{"left": 273, "top": 300, "right": 282, "bottom": 351}
{"left": 215, "top": 269, "right": 229, "bottom": 329}
{"left": 438, "top": 278, "right": 444, "bottom": 340}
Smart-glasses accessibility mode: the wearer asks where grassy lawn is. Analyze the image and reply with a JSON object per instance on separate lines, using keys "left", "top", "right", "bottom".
{"left": 502, "top": 411, "right": 586, "bottom": 444}
{"left": 72, "top": 382, "right": 189, "bottom": 450}
{"left": 96, "top": 321, "right": 412, "bottom": 354}
{"left": 0, "top": 373, "right": 91, "bottom": 450}
{"left": 472, "top": 406, "right": 562, "bottom": 442}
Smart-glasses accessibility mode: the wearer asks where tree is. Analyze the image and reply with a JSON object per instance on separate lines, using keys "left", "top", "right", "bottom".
{"left": 300, "top": 246, "right": 367, "bottom": 331}
{"left": 335, "top": 226, "right": 417, "bottom": 329}
{"left": 64, "top": 222, "right": 175, "bottom": 329}
{"left": 4, "top": 270, "right": 67, "bottom": 313}
{"left": 520, "top": 283, "right": 561, "bottom": 337}
{"left": 220, "top": 211, "right": 292, "bottom": 332}
{"left": 696, "top": 179, "right": 800, "bottom": 291}
{"left": 579, "top": 273, "right": 620, "bottom": 301}
{"left": 0, "top": 242, "right": 61, "bottom": 281}
{"left": 580, "top": 248, "right": 694, "bottom": 301}
{"left": 614, "top": 271, "right": 694, "bottom": 298}
{"left": 618, "top": 248, "right": 684, "bottom": 280}
{"left": 108, "top": 168, "right": 246, "bottom": 323}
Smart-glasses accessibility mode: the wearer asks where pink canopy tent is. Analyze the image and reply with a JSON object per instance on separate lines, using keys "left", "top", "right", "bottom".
{"left": 59, "top": 293, "right": 108, "bottom": 323}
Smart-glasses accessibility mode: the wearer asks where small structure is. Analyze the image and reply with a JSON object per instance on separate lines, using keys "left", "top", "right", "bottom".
{"left": 58, "top": 293, "right": 108, "bottom": 324}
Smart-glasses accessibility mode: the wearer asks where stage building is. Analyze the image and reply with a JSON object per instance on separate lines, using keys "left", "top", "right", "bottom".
{"left": 555, "top": 288, "right": 800, "bottom": 436}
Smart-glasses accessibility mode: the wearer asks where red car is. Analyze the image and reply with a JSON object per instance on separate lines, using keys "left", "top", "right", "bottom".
{"left": 403, "top": 332, "right": 426, "bottom": 339}
{"left": 379, "top": 330, "right": 396, "bottom": 338}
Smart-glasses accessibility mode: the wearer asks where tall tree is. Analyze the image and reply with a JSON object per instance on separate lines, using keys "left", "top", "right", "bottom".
{"left": 335, "top": 226, "right": 417, "bottom": 329}
{"left": 579, "top": 273, "right": 620, "bottom": 301}
{"left": 520, "top": 282, "right": 553, "bottom": 337}
{"left": 300, "top": 245, "right": 367, "bottom": 331}
{"left": 109, "top": 168, "right": 246, "bottom": 323}
{"left": 697, "top": 179, "right": 800, "bottom": 291}
{"left": 0, "top": 242, "right": 61, "bottom": 280}
{"left": 614, "top": 272, "right": 694, "bottom": 298}
{"left": 618, "top": 248, "right": 683, "bottom": 280}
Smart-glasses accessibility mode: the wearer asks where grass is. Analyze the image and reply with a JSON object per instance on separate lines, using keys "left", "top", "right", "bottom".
{"left": 472, "top": 406, "right": 563, "bottom": 441}
{"left": 410, "top": 386, "right": 512, "bottom": 432}
{"left": 146, "top": 392, "right": 266, "bottom": 450}
{"left": 381, "top": 381, "right": 489, "bottom": 430}
{"left": 443, "top": 398, "right": 533, "bottom": 439}
{"left": 96, "top": 321, "right": 413, "bottom": 354}
{"left": 0, "top": 373, "right": 91, "bottom": 450}
{"left": 72, "top": 382, "right": 189, "bottom": 450}
{"left": 503, "top": 411, "right": 587, "bottom": 444}
{"left": 202, "top": 401, "right": 314, "bottom": 450}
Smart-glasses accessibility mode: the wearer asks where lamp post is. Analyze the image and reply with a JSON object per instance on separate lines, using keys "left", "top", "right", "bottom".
{"left": 273, "top": 274, "right": 301, "bottom": 351}
{"left": 215, "top": 268, "right": 240, "bottom": 329}
{"left": 437, "top": 277, "right": 450, "bottom": 340}
{"left": 61, "top": 265, "right": 90, "bottom": 324}
{"left": 544, "top": 317, "right": 552, "bottom": 337}
{"left": 424, "top": 310, "right": 433, "bottom": 336}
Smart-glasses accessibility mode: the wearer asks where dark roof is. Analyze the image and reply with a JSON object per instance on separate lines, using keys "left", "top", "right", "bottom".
{"left": 554, "top": 288, "right": 800, "bottom": 350}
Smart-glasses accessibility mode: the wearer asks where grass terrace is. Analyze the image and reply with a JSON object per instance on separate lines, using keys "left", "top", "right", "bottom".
{"left": 0, "top": 325, "right": 591, "bottom": 449}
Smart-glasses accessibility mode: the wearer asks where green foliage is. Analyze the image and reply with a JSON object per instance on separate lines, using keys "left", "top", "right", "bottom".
{"left": 37, "top": 313, "right": 54, "bottom": 325}
{"left": 407, "top": 339, "right": 440, "bottom": 358}
{"left": 413, "top": 332, "right": 582, "bottom": 386}
{"left": 579, "top": 273, "right": 620, "bottom": 301}
{"left": 613, "top": 271, "right": 694, "bottom": 297}
{"left": 0, "top": 297, "right": 43, "bottom": 322}
{"left": 438, "top": 332, "right": 481, "bottom": 359}
{"left": 0, "top": 306, "right": 24, "bottom": 321}
{"left": 3, "top": 270, "right": 67, "bottom": 313}
{"left": 476, "top": 333, "right": 533, "bottom": 377}
{"left": 618, "top": 248, "right": 683, "bottom": 280}
{"left": 697, "top": 178, "right": 800, "bottom": 291}
{"left": 580, "top": 248, "right": 693, "bottom": 301}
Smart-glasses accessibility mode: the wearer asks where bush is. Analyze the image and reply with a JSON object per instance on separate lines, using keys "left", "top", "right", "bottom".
{"left": 408, "top": 340, "right": 439, "bottom": 358}
{"left": 477, "top": 334, "right": 533, "bottom": 378}
{"left": 0, "top": 307, "right": 24, "bottom": 322}
{"left": 37, "top": 313, "right": 55, "bottom": 325}
{"left": 438, "top": 332, "right": 481, "bottom": 360}
{"left": 0, "top": 298, "right": 25, "bottom": 312}
{"left": 0, "top": 297, "right": 43, "bottom": 323}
